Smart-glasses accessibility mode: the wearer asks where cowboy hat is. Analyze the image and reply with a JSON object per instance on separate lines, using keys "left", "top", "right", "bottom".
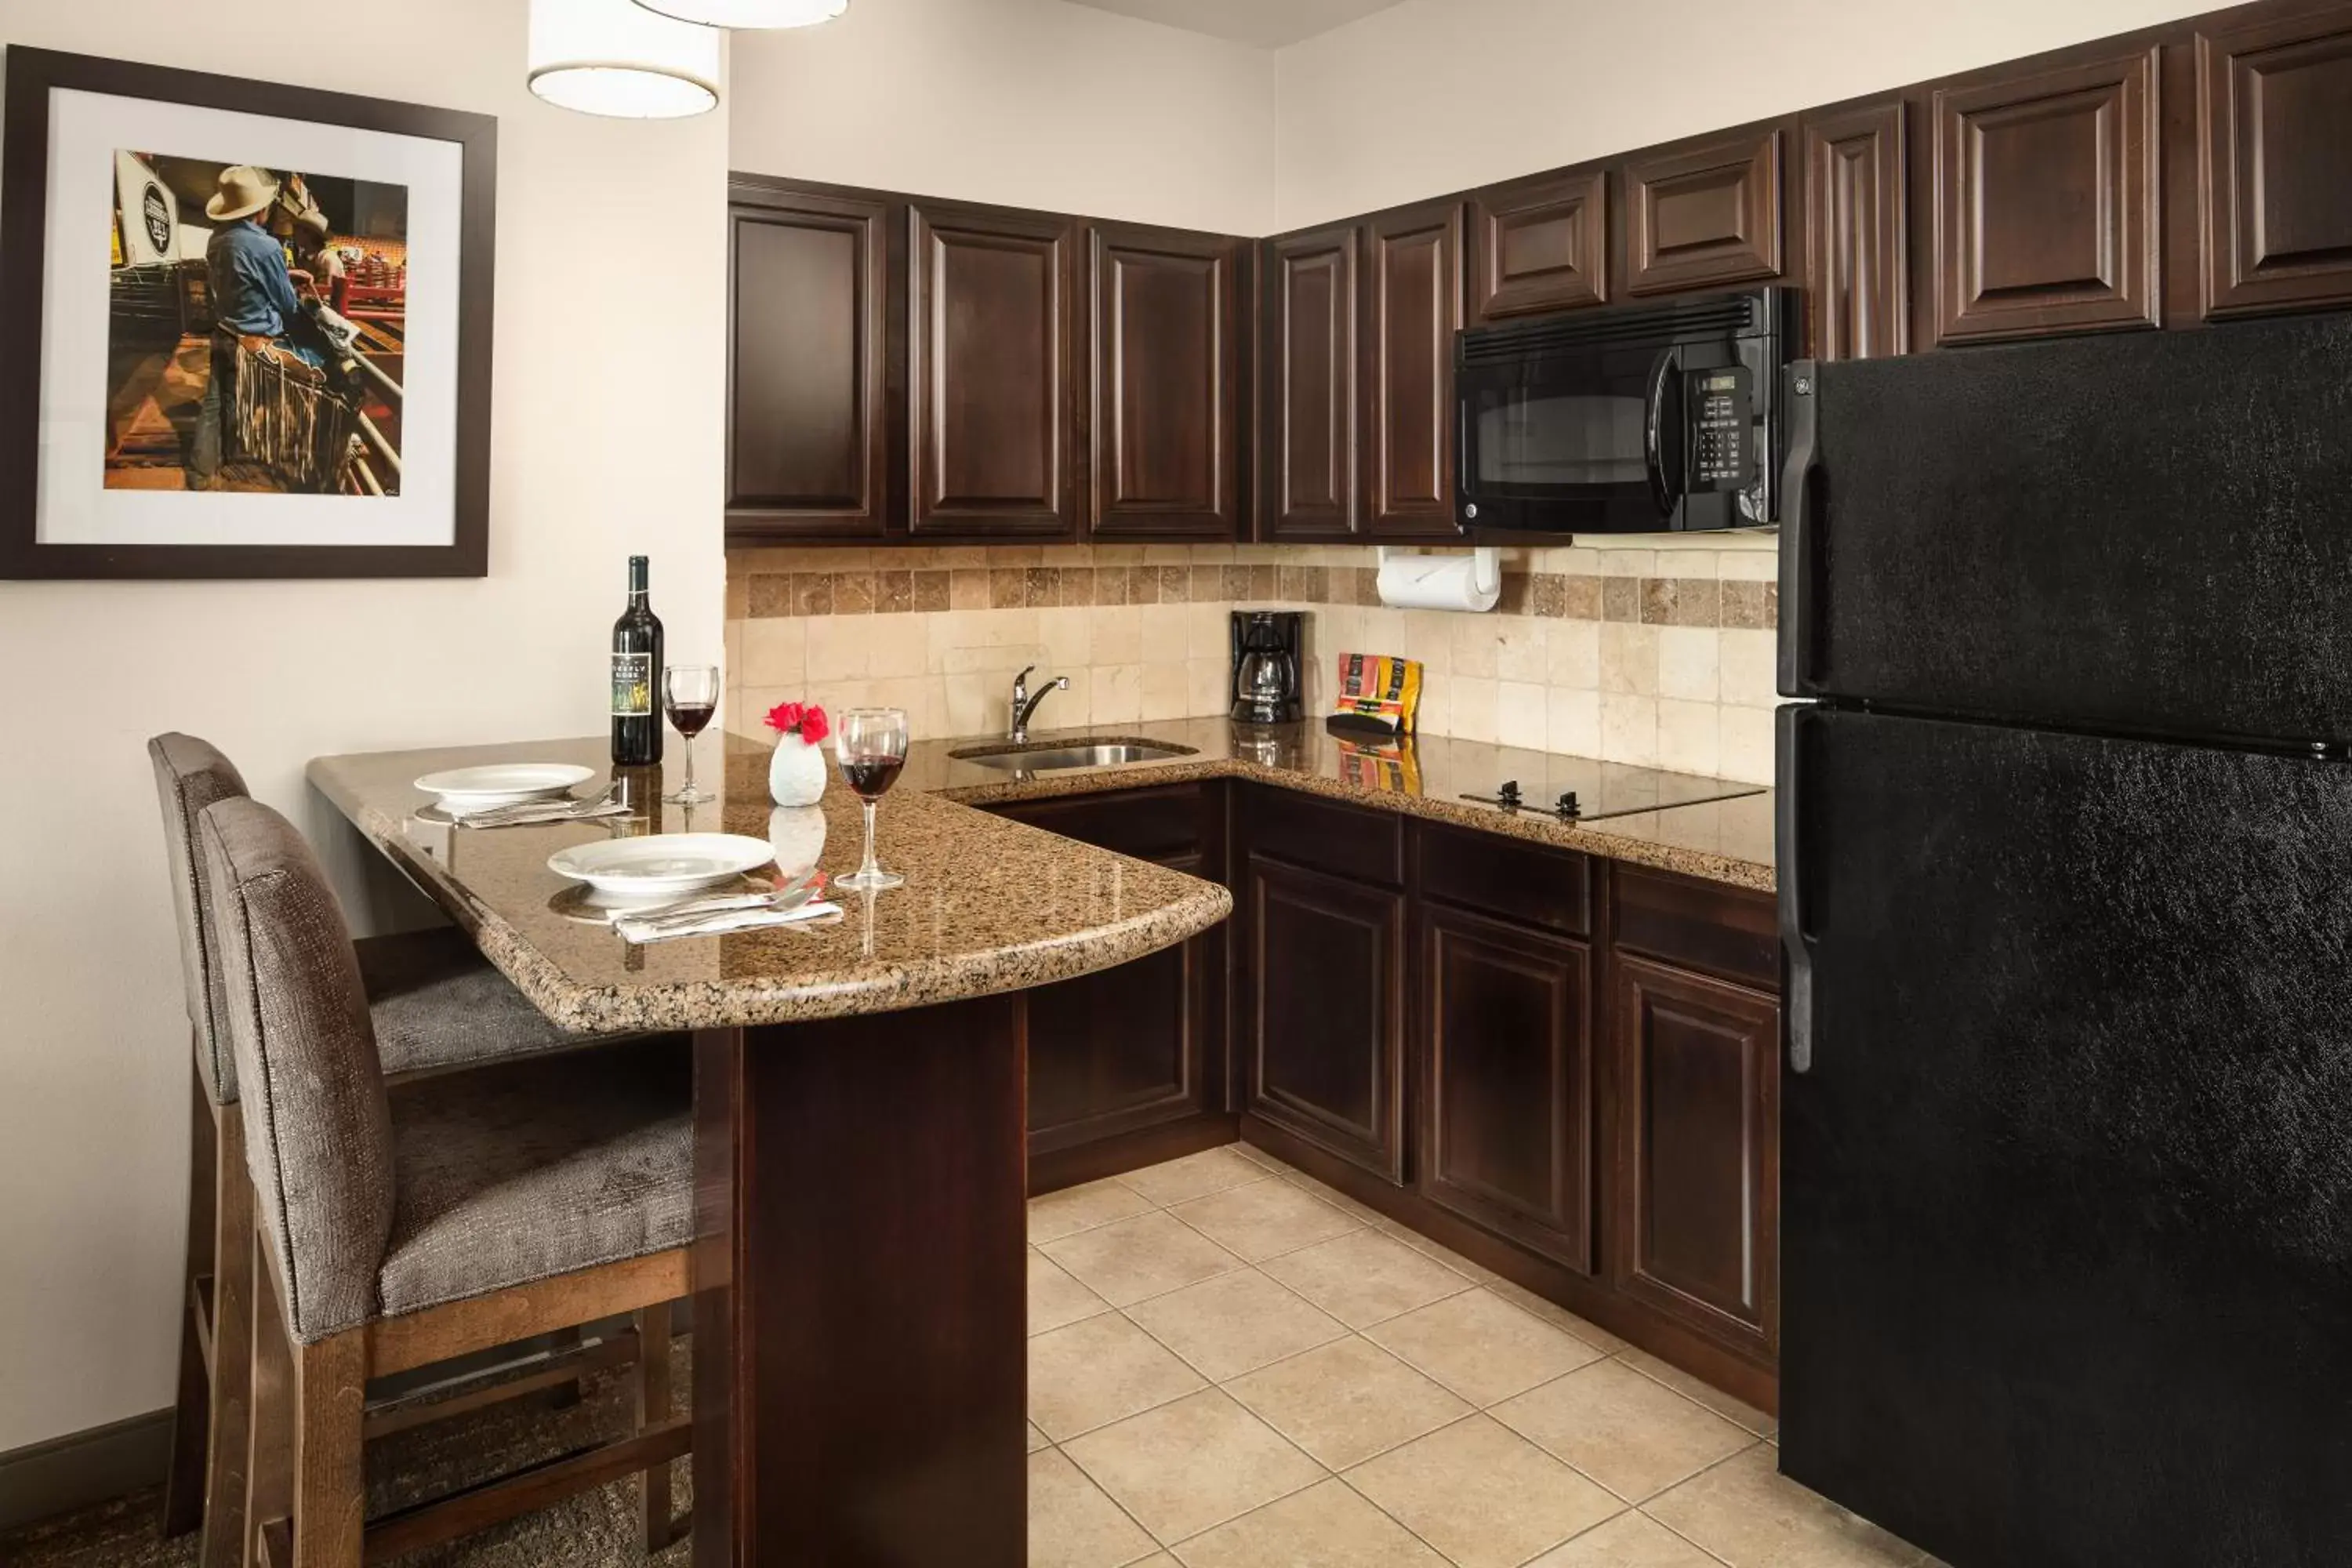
{"left": 204, "top": 165, "right": 280, "bottom": 223}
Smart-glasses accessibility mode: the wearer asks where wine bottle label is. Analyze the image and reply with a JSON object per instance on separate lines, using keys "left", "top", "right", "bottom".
{"left": 611, "top": 653, "right": 652, "bottom": 717}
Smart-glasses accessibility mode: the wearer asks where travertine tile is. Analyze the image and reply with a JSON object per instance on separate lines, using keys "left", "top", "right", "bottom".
{"left": 1261, "top": 1167, "right": 1385, "bottom": 1227}
{"left": 1548, "top": 688, "right": 1602, "bottom": 756}
{"left": 1646, "top": 1444, "right": 1922, "bottom": 1567}
{"left": 832, "top": 569, "right": 876, "bottom": 614}
{"left": 911, "top": 568, "right": 951, "bottom": 613}
{"left": 1170, "top": 1178, "right": 1362, "bottom": 1263}
{"left": 1719, "top": 629, "right": 1780, "bottom": 709}
{"left": 1225, "top": 1336, "right": 1471, "bottom": 1470}
{"left": 1065, "top": 1389, "right": 1326, "bottom": 1545}
{"left": 949, "top": 568, "right": 989, "bottom": 609}
{"left": 1620, "top": 1349, "right": 1779, "bottom": 1438}
{"left": 1029, "top": 1178, "right": 1154, "bottom": 1244}
{"left": 1658, "top": 626, "right": 1721, "bottom": 702}
{"left": 1370, "top": 1219, "right": 1502, "bottom": 1284}
{"left": 1602, "top": 576, "right": 1642, "bottom": 622}
{"left": 1483, "top": 1278, "right": 1628, "bottom": 1353}
{"left": 1602, "top": 693, "right": 1661, "bottom": 769}
{"left": 747, "top": 572, "right": 793, "bottom": 618}
{"left": 1600, "top": 622, "right": 1661, "bottom": 696}
{"left": 1344, "top": 1414, "right": 1624, "bottom": 1568}
{"left": 1231, "top": 1142, "right": 1292, "bottom": 1174}
{"left": 1031, "top": 1247, "right": 1112, "bottom": 1335}
{"left": 1258, "top": 1229, "right": 1475, "bottom": 1329}
{"left": 1029, "top": 1419, "right": 1051, "bottom": 1453}
{"left": 1171, "top": 1478, "right": 1446, "bottom": 1567}
{"left": 1030, "top": 1312, "right": 1209, "bottom": 1440}
{"left": 1124, "top": 1268, "right": 1348, "bottom": 1382}
{"left": 1548, "top": 619, "right": 1601, "bottom": 688}
{"left": 1030, "top": 1446, "right": 1161, "bottom": 1568}
{"left": 1041, "top": 1210, "right": 1247, "bottom": 1307}
{"left": 1363, "top": 1289, "right": 1606, "bottom": 1406}
{"left": 1658, "top": 698, "right": 1723, "bottom": 777}
{"left": 1720, "top": 578, "right": 1770, "bottom": 629}
{"left": 1526, "top": 1510, "right": 1724, "bottom": 1567}
{"left": 1116, "top": 1147, "right": 1269, "bottom": 1207}
{"left": 793, "top": 571, "right": 833, "bottom": 616}
{"left": 1494, "top": 1359, "right": 1756, "bottom": 1501}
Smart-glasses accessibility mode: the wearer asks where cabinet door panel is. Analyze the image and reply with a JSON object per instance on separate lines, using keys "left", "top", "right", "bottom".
{"left": 909, "top": 203, "right": 1078, "bottom": 537}
{"left": 1365, "top": 202, "right": 1466, "bottom": 541}
{"left": 1628, "top": 128, "right": 1784, "bottom": 296}
{"left": 2198, "top": 10, "right": 2352, "bottom": 319}
{"left": 727, "top": 186, "right": 890, "bottom": 539}
{"left": 1246, "top": 854, "right": 1405, "bottom": 1181}
{"left": 1933, "top": 49, "right": 2161, "bottom": 343}
{"left": 1089, "top": 225, "right": 1241, "bottom": 538}
{"left": 1802, "top": 101, "right": 1909, "bottom": 361}
{"left": 1263, "top": 225, "right": 1359, "bottom": 539}
{"left": 1419, "top": 904, "right": 1594, "bottom": 1271}
{"left": 1469, "top": 168, "right": 1607, "bottom": 321}
{"left": 1612, "top": 954, "right": 1779, "bottom": 1361}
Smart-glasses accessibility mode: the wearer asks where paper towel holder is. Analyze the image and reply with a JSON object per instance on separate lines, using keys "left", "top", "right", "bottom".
{"left": 1374, "top": 545, "right": 1503, "bottom": 612}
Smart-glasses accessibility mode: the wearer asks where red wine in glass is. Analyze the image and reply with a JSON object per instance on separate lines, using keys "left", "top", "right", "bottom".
{"left": 836, "top": 708, "right": 909, "bottom": 891}
{"left": 662, "top": 665, "right": 720, "bottom": 804}
{"left": 840, "top": 756, "right": 904, "bottom": 800}
{"left": 669, "top": 702, "right": 716, "bottom": 738}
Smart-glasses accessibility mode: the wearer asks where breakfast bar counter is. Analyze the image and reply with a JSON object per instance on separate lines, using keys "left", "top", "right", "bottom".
{"left": 308, "top": 735, "right": 1232, "bottom": 1568}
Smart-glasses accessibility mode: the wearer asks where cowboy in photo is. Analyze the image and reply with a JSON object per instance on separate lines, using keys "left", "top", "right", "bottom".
{"left": 188, "top": 164, "right": 336, "bottom": 488}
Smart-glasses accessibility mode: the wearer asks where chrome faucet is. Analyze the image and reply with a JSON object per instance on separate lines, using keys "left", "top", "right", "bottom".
{"left": 1009, "top": 665, "right": 1069, "bottom": 742}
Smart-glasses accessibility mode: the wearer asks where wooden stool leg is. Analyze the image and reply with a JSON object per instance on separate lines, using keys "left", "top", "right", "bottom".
{"left": 245, "top": 1221, "right": 293, "bottom": 1568}
{"left": 162, "top": 1066, "right": 216, "bottom": 1539}
{"left": 636, "top": 1302, "right": 674, "bottom": 1553}
{"left": 289, "top": 1333, "right": 366, "bottom": 1566}
{"left": 201, "top": 1107, "right": 255, "bottom": 1568}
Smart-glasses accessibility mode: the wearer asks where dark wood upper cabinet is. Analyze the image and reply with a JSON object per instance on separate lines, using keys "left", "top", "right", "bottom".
{"left": 726, "top": 183, "right": 892, "bottom": 539}
{"left": 1802, "top": 101, "right": 1909, "bottom": 361}
{"left": 1244, "top": 851, "right": 1406, "bottom": 1182}
{"left": 1932, "top": 49, "right": 2161, "bottom": 344}
{"left": 1086, "top": 224, "right": 1243, "bottom": 539}
{"left": 2198, "top": 7, "right": 2352, "bottom": 320}
{"left": 1262, "top": 224, "right": 1360, "bottom": 539}
{"left": 1364, "top": 201, "right": 1467, "bottom": 541}
{"left": 1468, "top": 167, "right": 1608, "bottom": 321}
{"left": 1611, "top": 953, "right": 1779, "bottom": 1364}
{"left": 908, "top": 201, "right": 1080, "bottom": 539}
{"left": 1627, "top": 126, "right": 1784, "bottom": 296}
{"left": 1417, "top": 901, "right": 1595, "bottom": 1272}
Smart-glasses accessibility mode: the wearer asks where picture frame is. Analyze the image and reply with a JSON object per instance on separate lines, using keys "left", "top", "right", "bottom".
{"left": 0, "top": 46, "right": 496, "bottom": 579}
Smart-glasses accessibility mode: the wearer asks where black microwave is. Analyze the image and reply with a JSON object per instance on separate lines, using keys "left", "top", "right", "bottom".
{"left": 1454, "top": 286, "right": 1798, "bottom": 534}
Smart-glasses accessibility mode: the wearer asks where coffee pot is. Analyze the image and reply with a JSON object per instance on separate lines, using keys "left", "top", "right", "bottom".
{"left": 1230, "top": 611, "right": 1305, "bottom": 725}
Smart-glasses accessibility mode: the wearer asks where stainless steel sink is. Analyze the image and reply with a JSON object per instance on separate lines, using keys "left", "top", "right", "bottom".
{"left": 950, "top": 739, "right": 1196, "bottom": 773}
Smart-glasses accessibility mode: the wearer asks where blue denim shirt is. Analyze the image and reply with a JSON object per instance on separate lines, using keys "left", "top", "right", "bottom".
{"left": 206, "top": 220, "right": 301, "bottom": 337}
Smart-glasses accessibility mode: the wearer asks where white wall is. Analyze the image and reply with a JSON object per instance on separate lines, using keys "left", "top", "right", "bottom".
{"left": 729, "top": 0, "right": 1279, "bottom": 234}
{"left": 1272, "top": 0, "right": 2225, "bottom": 229}
{"left": 0, "top": 0, "right": 726, "bottom": 1453}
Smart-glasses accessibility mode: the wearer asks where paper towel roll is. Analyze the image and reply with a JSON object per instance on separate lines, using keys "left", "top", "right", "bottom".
{"left": 1376, "top": 546, "right": 1502, "bottom": 612}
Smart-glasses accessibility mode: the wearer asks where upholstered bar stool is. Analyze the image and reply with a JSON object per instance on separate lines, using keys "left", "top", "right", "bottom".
{"left": 147, "top": 734, "right": 648, "bottom": 1566}
{"left": 198, "top": 795, "right": 691, "bottom": 1566}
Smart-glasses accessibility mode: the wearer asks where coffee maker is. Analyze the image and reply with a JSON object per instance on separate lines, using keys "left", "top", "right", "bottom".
{"left": 1230, "top": 611, "right": 1305, "bottom": 725}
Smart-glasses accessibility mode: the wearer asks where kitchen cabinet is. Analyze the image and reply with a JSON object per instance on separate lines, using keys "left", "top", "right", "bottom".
{"left": 1468, "top": 166, "right": 1609, "bottom": 322}
{"left": 1625, "top": 124, "right": 1788, "bottom": 296}
{"left": 1930, "top": 49, "right": 2162, "bottom": 344}
{"left": 1363, "top": 200, "right": 1468, "bottom": 542}
{"left": 2196, "top": 6, "right": 2352, "bottom": 319}
{"left": 1086, "top": 223, "right": 1245, "bottom": 539}
{"left": 1261, "top": 223, "right": 1360, "bottom": 539}
{"left": 1801, "top": 100, "right": 1909, "bottom": 361}
{"left": 725, "top": 180, "right": 894, "bottom": 540}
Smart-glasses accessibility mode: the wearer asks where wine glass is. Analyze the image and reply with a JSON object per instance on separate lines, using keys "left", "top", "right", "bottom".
{"left": 834, "top": 707, "right": 909, "bottom": 891}
{"left": 662, "top": 665, "right": 720, "bottom": 804}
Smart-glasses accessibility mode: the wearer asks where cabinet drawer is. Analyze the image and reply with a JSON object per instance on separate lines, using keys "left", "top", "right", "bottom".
{"left": 1414, "top": 822, "right": 1590, "bottom": 936}
{"left": 992, "top": 784, "right": 1207, "bottom": 863}
{"left": 1243, "top": 787, "right": 1403, "bottom": 887}
{"left": 1612, "top": 867, "right": 1777, "bottom": 990}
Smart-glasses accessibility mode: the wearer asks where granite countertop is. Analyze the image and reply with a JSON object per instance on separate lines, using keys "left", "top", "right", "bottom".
{"left": 307, "top": 738, "right": 1232, "bottom": 1033}
{"left": 906, "top": 717, "right": 1777, "bottom": 894}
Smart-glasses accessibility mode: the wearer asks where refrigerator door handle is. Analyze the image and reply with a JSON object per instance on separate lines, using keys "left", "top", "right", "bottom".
{"left": 1777, "top": 705, "right": 1817, "bottom": 1074}
{"left": 1777, "top": 361, "right": 1819, "bottom": 698}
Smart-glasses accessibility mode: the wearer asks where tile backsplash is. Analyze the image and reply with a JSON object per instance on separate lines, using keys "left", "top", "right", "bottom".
{"left": 723, "top": 538, "right": 1779, "bottom": 784}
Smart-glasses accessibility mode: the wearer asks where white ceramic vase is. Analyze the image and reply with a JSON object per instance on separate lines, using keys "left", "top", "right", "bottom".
{"left": 766, "top": 804, "right": 829, "bottom": 881}
{"left": 768, "top": 735, "right": 828, "bottom": 807}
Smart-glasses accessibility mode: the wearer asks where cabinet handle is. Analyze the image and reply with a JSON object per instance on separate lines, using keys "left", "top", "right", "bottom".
{"left": 1777, "top": 706, "right": 1816, "bottom": 1074}
{"left": 1777, "top": 361, "right": 1819, "bottom": 699}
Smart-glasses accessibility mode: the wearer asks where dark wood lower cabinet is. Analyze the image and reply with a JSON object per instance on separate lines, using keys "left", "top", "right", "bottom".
{"left": 1611, "top": 953, "right": 1780, "bottom": 1364}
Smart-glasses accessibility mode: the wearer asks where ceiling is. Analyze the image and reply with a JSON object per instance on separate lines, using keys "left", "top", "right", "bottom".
{"left": 1055, "top": 0, "right": 1409, "bottom": 49}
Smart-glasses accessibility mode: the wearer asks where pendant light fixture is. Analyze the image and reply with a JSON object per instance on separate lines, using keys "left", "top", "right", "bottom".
{"left": 632, "top": 0, "right": 850, "bottom": 27}
{"left": 528, "top": 0, "right": 723, "bottom": 119}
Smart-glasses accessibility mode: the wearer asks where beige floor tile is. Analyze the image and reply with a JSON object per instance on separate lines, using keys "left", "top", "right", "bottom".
{"left": 1041, "top": 1210, "right": 1247, "bottom": 1308}
{"left": 1032, "top": 1247, "right": 1112, "bottom": 1335}
{"left": 1526, "top": 1510, "right": 1726, "bottom": 1567}
{"left": 1065, "top": 1388, "right": 1327, "bottom": 1545}
{"left": 1031, "top": 1312, "right": 1209, "bottom": 1440}
{"left": 1224, "top": 1336, "right": 1471, "bottom": 1470}
{"left": 1171, "top": 1478, "right": 1446, "bottom": 1567}
{"left": 1494, "top": 1359, "right": 1756, "bottom": 1501}
{"left": 1124, "top": 1269, "right": 1348, "bottom": 1382}
{"left": 1170, "top": 1178, "right": 1361, "bottom": 1262}
{"left": 1264, "top": 1166, "right": 1390, "bottom": 1225}
{"left": 1259, "top": 1228, "right": 1476, "bottom": 1329}
{"left": 1646, "top": 1445, "right": 1923, "bottom": 1568}
{"left": 1116, "top": 1147, "right": 1269, "bottom": 1206}
{"left": 1029, "top": 1420, "right": 1052, "bottom": 1453}
{"left": 1364, "top": 1288, "right": 1606, "bottom": 1406}
{"left": 1344, "top": 1414, "right": 1624, "bottom": 1568}
{"left": 1230, "top": 1142, "right": 1294, "bottom": 1174}
{"left": 1620, "top": 1348, "right": 1780, "bottom": 1438}
{"left": 1486, "top": 1277, "right": 1631, "bottom": 1354}
{"left": 1032, "top": 1178, "right": 1155, "bottom": 1244}
{"left": 1030, "top": 1447, "right": 1161, "bottom": 1568}
{"left": 1373, "top": 1218, "right": 1504, "bottom": 1283}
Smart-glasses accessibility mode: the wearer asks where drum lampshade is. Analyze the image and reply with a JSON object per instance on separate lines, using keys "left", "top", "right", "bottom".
{"left": 528, "top": 0, "right": 722, "bottom": 118}
{"left": 633, "top": 0, "right": 850, "bottom": 26}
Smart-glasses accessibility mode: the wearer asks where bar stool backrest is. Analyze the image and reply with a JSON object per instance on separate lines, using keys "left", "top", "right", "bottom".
{"left": 147, "top": 732, "right": 252, "bottom": 1105}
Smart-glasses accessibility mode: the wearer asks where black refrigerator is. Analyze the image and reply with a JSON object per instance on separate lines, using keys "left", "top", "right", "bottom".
{"left": 1774, "top": 310, "right": 2352, "bottom": 1568}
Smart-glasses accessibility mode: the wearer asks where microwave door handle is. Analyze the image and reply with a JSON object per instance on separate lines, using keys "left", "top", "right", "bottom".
{"left": 1643, "top": 348, "right": 1682, "bottom": 519}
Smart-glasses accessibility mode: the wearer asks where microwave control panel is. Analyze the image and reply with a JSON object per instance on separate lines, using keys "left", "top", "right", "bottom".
{"left": 1688, "top": 368, "right": 1752, "bottom": 491}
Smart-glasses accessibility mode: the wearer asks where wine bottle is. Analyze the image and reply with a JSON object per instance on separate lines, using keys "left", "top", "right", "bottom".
{"left": 611, "top": 555, "right": 664, "bottom": 767}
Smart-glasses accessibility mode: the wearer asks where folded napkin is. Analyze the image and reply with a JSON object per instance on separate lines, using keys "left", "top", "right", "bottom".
{"left": 613, "top": 901, "right": 844, "bottom": 945}
{"left": 453, "top": 800, "right": 630, "bottom": 828}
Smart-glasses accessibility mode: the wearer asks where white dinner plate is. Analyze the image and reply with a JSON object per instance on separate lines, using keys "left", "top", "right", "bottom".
{"left": 546, "top": 833, "right": 777, "bottom": 899}
{"left": 415, "top": 763, "right": 595, "bottom": 811}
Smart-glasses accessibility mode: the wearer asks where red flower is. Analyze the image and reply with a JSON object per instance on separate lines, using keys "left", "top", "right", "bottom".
{"left": 798, "top": 705, "right": 830, "bottom": 745}
{"left": 764, "top": 700, "right": 803, "bottom": 735}
{"left": 764, "top": 700, "right": 829, "bottom": 745}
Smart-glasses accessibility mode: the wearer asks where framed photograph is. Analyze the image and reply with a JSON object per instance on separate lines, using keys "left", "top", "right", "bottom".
{"left": 0, "top": 47, "right": 495, "bottom": 579}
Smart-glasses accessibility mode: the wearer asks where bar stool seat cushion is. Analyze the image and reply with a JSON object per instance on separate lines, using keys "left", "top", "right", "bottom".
{"left": 358, "top": 927, "right": 603, "bottom": 1080}
{"left": 376, "top": 1038, "right": 693, "bottom": 1321}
